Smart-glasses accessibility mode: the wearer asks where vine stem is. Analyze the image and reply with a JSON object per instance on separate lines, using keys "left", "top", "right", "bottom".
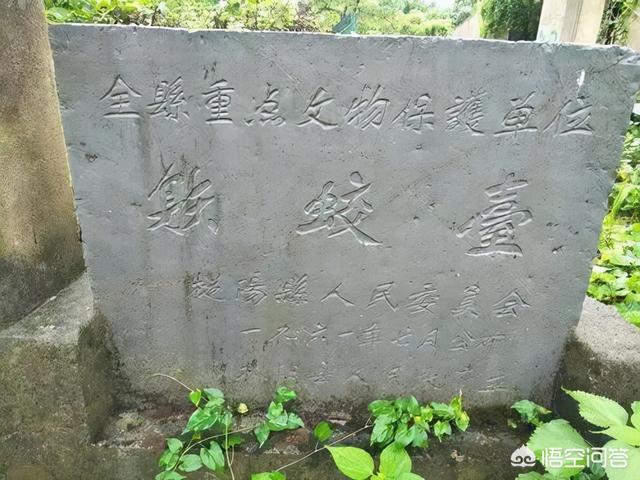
{"left": 225, "top": 424, "right": 236, "bottom": 480}
{"left": 149, "top": 373, "right": 194, "bottom": 392}
{"left": 274, "top": 421, "right": 373, "bottom": 473}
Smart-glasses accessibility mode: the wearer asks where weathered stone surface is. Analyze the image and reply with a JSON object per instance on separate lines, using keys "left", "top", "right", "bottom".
{"left": 0, "top": 0, "right": 84, "bottom": 328}
{"left": 554, "top": 297, "right": 640, "bottom": 435}
{"left": 50, "top": 24, "right": 640, "bottom": 406}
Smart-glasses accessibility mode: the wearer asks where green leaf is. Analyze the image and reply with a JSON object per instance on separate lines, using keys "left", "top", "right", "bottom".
{"left": 274, "top": 387, "right": 297, "bottom": 404}
{"left": 528, "top": 419, "right": 589, "bottom": 478}
{"left": 255, "top": 421, "right": 271, "bottom": 447}
{"left": 430, "top": 402, "right": 455, "bottom": 420}
{"left": 189, "top": 389, "right": 202, "bottom": 407}
{"left": 179, "top": 454, "right": 202, "bottom": 472}
{"left": 455, "top": 410, "right": 470, "bottom": 431}
{"left": 369, "top": 400, "right": 395, "bottom": 417}
{"left": 631, "top": 401, "right": 640, "bottom": 414}
{"left": 286, "top": 412, "right": 304, "bottom": 429}
{"left": 327, "top": 446, "right": 375, "bottom": 480}
{"left": 631, "top": 412, "right": 640, "bottom": 430}
{"left": 394, "top": 422, "right": 415, "bottom": 447}
{"left": 200, "top": 441, "right": 225, "bottom": 471}
{"left": 267, "top": 401, "right": 284, "bottom": 419}
{"left": 251, "top": 473, "right": 286, "bottom": 480}
{"left": 203, "top": 388, "right": 225, "bottom": 406}
{"left": 397, "top": 474, "right": 425, "bottom": 480}
{"left": 512, "top": 400, "right": 552, "bottom": 426}
{"left": 379, "top": 444, "right": 412, "bottom": 478}
{"left": 564, "top": 389, "right": 629, "bottom": 428}
{"left": 155, "top": 472, "right": 186, "bottom": 480}
{"left": 158, "top": 449, "right": 180, "bottom": 469}
{"left": 223, "top": 434, "right": 245, "bottom": 449}
{"left": 395, "top": 396, "right": 420, "bottom": 416}
{"left": 185, "top": 408, "right": 218, "bottom": 433}
{"left": 313, "top": 421, "right": 334, "bottom": 442}
{"left": 371, "top": 416, "right": 395, "bottom": 446}
{"left": 410, "top": 426, "right": 428, "bottom": 449}
{"left": 598, "top": 425, "right": 640, "bottom": 446}
{"left": 433, "top": 420, "right": 452, "bottom": 440}
{"left": 166, "top": 438, "right": 183, "bottom": 453}
{"left": 603, "top": 441, "right": 640, "bottom": 480}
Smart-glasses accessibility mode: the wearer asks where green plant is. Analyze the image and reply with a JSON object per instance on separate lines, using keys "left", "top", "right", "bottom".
{"left": 516, "top": 389, "right": 640, "bottom": 480}
{"left": 44, "top": 0, "right": 167, "bottom": 24}
{"left": 368, "top": 393, "right": 469, "bottom": 449}
{"left": 598, "top": 0, "right": 640, "bottom": 45}
{"left": 588, "top": 120, "right": 640, "bottom": 327}
{"left": 253, "top": 386, "right": 304, "bottom": 447}
{"left": 328, "top": 443, "right": 425, "bottom": 480}
{"left": 480, "top": 0, "right": 542, "bottom": 40}
{"left": 510, "top": 399, "right": 552, "bottom": 428}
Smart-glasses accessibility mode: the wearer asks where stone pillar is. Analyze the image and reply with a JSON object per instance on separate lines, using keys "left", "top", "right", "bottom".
{"left": 537, "top": 0, "right": 607, "bottom": 44}
{"left": 0, "top": 0, "right": 84, "bottom": 328}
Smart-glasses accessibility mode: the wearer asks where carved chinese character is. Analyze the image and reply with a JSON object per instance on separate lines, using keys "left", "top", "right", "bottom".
{"left": 451, "top": 285, "right": 480, "bottom": 318}
{"left": 245, "top": 84, "right": 285, "bottom": 126}
{"left": 190, "top": 273, "right": 223, "bottom": 301}
{"left": 237, "top": 273, "right": 267, "bottom": 305}
{"left": 417, "top": 328, "right": 438, "bottom": 353}
{"left": 449, "top": 330, "right": 506, "bottom": 351}
{"left": 147, "top": 77, "right": 188, "bottom": 121}
{"left": 406, "top": 283, "right": 439, "bottom": 315}
{"left": 203, "top": 79, "right": 234, "bottom": 124}
{"left": 390, "top": 327, "right": 412, "bottom": 347}
{"left": 147, "top": 161, "right": 217, "bottom": 236}
{"left": 456, "top": 173, "right": 532, "bottom": 257}
{"left": 298, "top": 323, "right": 328, "bottom": 347}
{"left": 298, "top": 87, "right": 337, "bottom": 129}
{"left": 357, "top": 323, "right": 382, "bottom": 347}
{"left": 312, "top": 361, "right": 332, "bottom": 384}
{"left": 100, "top": 75, "right": 141, "bottom": 118}
{"left": 446, "top": 89, "right": 487, "bottom": 135}
{"left": 275, "top": 274, "right": 308, "bottom": 305}
{"left": 495, "top": 92, "right": 537, "bottom": 137}
{"left": 493, "top": 290, "right": 529, "bottom": 317}
{"left": 367, "top": 282, "right": 398, "bottom": 311}
{"left": 391, "top": 94, "right": 434, "bottom": 132}
{"left": 320, "top": 282, "right": 355, "bottom": 306}
{"left": 345, "top": 84, "right": 389, "bottom": 130}
{"left": 296, "top": 171, "right": 382, "bottom": 246}
{"left": 544, "top": 97, "right": 593, "bottom": 136}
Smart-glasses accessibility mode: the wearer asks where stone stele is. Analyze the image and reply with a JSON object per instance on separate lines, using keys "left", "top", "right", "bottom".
{"left": 50, "top": 25, "right": 640, "bottom": 406}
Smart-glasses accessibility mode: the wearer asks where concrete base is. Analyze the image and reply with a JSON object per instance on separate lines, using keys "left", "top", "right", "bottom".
{"left": 554, "top": 296, "right": 640, "bottom": 440}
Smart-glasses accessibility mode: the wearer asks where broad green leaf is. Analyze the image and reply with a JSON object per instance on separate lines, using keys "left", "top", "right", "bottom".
{"left": 158, "top": 449, "right": 180, "bottom": 469}
{"left": 267, "top": 401, "right": 284, "bottom": 419}
{"left": 394, "top": 422, "right": 415, "bottom": 447}
{"left": 410, "top": 426, "right": 428, "bottom": 449}
{"left": 395, "top": 396, "right": 420, "bottom": 416}
{"left": 166, "top": 438, "right": 183, "bottom": 453}
{"left": 200, "top": 441, "right": 225, "bottom": 471}
{"left": 433, "top": 420, "right": 452, "bottom": 440}
{"left": 631, "top": 412, "right": 640, "bottom": 430}
{"left": 455, "top": 411, "right": 470, "bottom": 431}
{"left": 286, "top": 412, "right": 304, "bottom": 429}
{"left": 528, "top": 419, "right": 589, "bottom": 478}
{"left": 430, "top": 402, "right": 455, "bottom": 420}
{"left": 327, "top": 446, "right": 375, "bottom": 480}
{"left": 598, "top": 425, "right": 640, "bottom": 446}
{"left": 185, "top": 408, "right": 218, "bottom": 432}
{"left": 274, "top": 386, "right": 297, "bottom": 403}
{"left": 369, "top": 400, "right": 395, "bottom": 416}
{"left": 313, "top": 421, "right": 334, "bottom": 442}
{"left": 603, "top": 441, "right": 640, "bottom": 480}
{"left": 189, "top": 389, "right": 202, "bottom": 407}
{"left": 631, "top": 401, "right": 640, "bottom": 414}
{"left": 371, "top": 416, "right": 395, "bottom": 446}
{"left": 512, "top": 400, "right": 551, "bottom": 426}
{"left": 255, "top": 421, "right": 271, "bottom": 447}
{"left": 397, "top": 474, "right": 425, "bottom": 480}
{"left": 203, "top": 388, "right": 225, "bottom": 406}
{"left": 155, "top": 472, "right": 186, "bottom": 480}
{"left": 379, "top": 444, "right": 412, "bottom": 478}
{"left": 564, "top": 390, "right": 628, "bottom": 428}
{"left": 223, "top": 434, "right": 245, "bottom": 449}
{"left": 179, "top": 454, "right": 203, "bottom": 472}
{"left": 251, "top": 473, "right": 286, "bottom": 480}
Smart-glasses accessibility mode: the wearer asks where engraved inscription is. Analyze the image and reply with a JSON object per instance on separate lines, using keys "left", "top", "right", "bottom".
{"left": 417, "top": 328, "right": 438, "bottom": 353}
{"left": 390, "top": 327, "right": 412, "bottom": 347}
{"left": 245, "top": 84, "right": 285, "bottom": 126}
{"left": 451, "top": 284, "right": 480, "bottom": 318}
{"left": 493, "top": 290, "right": 529, "bottom": 317}
{"left": 391, "top": 94, "right": 434, "bottom": 132}
{"left": 320, "top": 282, "right": 354, "bottom": 306}
{"left": 100, "top": 75, "right": 141, "bottom": 118}
{"left": 298, "top": 87, "right": 337, "bottom": 129}
{"left": 275, "top": 274, "right": 308, "bottom": 305}
{"left": 456, "top": 173, "right": 532, "bottom": 257}
{"left": 296, "top": 171, "right": 382, "bottom": 246}
{"left": 357, "top": 323, "right": 382, "bottom": 347}
{"left": 406, "top": 283, "right": 439, "bottom": 315}
{"left": 190, "top": 273, "right": 223, "bottom": 300}
{"left": 446, "top": 89, "right": 487, "bottom": 135}
{"left": 495, "top": 92, "right": 537, "bottom": 137}
{"left": 367, "top": 281, "right": 398, "bottom": 311}
{"left": 237, "top": 272, "right": 268, "bottom": 305}
{"left": 147, "top": 161, "right": 217, "bottom": 236}
{"left": 203, "top": 79, "right": 234, "bottom": 124}
{"left": 345, "top": 84, "right": 390, "bottom": 130}
{"left": 544, "top": 98, "right": 593, "bottom": 136}
{"left": 449, "top": 330, "right": 507, "bottom": 351}
{"left": 147, "top": 77, "right": 189, "bottom": 121}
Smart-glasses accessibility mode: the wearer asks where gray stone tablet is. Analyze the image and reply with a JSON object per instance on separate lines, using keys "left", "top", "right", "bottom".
{"left": 50, "top": 24, "right": 640, "bottom": 406}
